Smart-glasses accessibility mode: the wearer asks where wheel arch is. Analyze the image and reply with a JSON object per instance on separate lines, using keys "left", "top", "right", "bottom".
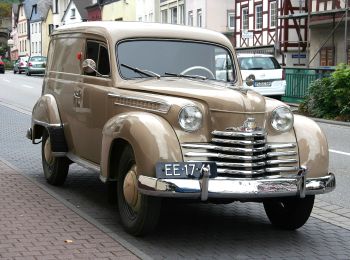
{"left": 100, "top": 112, "right": 183, "bottom": 182}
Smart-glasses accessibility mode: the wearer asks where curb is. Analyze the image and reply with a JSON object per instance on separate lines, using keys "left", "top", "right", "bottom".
{"left": 0, "top": 158, "right": 153, "bottom": 260}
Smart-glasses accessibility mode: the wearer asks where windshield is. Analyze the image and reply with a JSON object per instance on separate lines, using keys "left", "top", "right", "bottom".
{"left": 30, "top": 56, "right": 46, "bottom": 62}
{"left": 117, "top": 40, "right": 235, "bottom": 82}
{"left": 238, "top": 57, "right": 281, "bottom": 70}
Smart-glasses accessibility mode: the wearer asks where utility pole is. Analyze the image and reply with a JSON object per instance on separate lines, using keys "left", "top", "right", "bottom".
{"left": 345, "top": 0, "right": 348, "bottom": 64}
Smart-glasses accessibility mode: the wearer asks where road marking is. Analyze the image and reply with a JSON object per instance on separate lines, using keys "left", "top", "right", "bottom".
{"left": 2, "top": 79, "right": 10, "bottom": 83}
{"left": 21, "top": 84, "right": 34, "bottom": 89}
{"left": 329, "top": 149, "right": 350, "bottom": 156}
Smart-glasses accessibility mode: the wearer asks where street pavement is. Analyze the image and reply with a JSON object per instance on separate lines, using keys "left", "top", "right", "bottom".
{"left": 1, "top": 72, "right": 350, "bottom": 259}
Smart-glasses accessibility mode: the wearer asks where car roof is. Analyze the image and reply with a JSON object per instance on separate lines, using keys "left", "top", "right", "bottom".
{"left": 53, "top": 21, "right": 233, "bottom": 50}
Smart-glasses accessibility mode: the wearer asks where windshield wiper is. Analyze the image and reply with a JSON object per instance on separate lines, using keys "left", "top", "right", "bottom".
{"left": 121, "top": 63, "right": 160, "bottom": 79}
{"left": 164, "top": 72, "right": 207, "bottom": 80}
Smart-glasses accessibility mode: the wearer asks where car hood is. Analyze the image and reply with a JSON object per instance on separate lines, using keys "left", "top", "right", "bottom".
{"left": 118, "top": 77, "right": 266, "bottom": 114}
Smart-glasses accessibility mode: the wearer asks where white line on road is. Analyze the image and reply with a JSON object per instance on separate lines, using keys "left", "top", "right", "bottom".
{"left": 329, "top": 149, "right": 350, "bottom": 156}
{"left": 21, "top": 84, "right": 34, "bottom": 89}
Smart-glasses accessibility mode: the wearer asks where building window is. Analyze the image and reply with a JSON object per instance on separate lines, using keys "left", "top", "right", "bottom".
{"left": 179, "top": 5, "right": 184, "bottom": 24}
{"left": 188, "top": 11, "right": 193, "bottom": 26}
{"left": 138, "top": 17, "right": 142, "bottom": 21}
{"left": 71, "top": 8, "right": 76, "bottom": 19}
{"left": 48, "top": 24, "right": 54, "bottom": 35}
{"left": 197, "top": 9, "right": 202, "bottom": 27}
{"left": 255, "top": 5, "right": 263, "bottom": 29}
{"left": 161, "top": 9, "right": 168, "bottom": 23}
{"left": 145, "top": 15, "right": 148, "bottom": 22}
{"left": 320, "top": 47, "right": 334, "bottom": 66}
{"left": 171, "top": 7, "right": 177, "bottom": 24}
{"left": 228, "top": 12, "right": 235, "bottom": 30}
{"left": 242, "top": 7, "right": 248, "bottom": 30}
{"left": 54, "top": 0, "right": 58, "bottom": 13}
{"left": 149, "top": 13, "right": 153, "bottom": 22}
{"left": 270, "top": 1, "right": 277, "bottom": 28}
{"left": 32, "top": 42, "right": 34, "bottom": 53}
{"left": 39, "top": 23, "right": 41, "bottom": 33}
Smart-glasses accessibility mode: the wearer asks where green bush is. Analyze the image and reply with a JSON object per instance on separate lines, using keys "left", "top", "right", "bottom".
{"left": 300, "top": 64, "right": 350, "bottom": 121}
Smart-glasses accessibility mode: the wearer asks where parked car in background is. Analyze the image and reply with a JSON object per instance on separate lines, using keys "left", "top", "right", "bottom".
{"left": 13, "top": 56, "right": 29, "bottom": 74}
{"left": 0, "top": 57, "right": 5, "bottom": 73}
{"left": 26, "top": 56, "right": 47, "bottom": 76}
{"left": 237, "top": 53, "right": 286, "bottom": 100}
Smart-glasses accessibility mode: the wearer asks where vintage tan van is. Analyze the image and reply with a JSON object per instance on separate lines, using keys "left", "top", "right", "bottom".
{"left": 27, "top": 21, "right": 335, "bottom": 236}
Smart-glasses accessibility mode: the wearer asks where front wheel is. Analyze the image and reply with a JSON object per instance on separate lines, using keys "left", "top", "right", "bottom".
{"left": 41, "top": 130, "right": 69, "bottom": 186}
{"left": 263, "top": 195, "right": 314, "bottom": 230}
{"left": 117, "top": 145, "right": 161, "bottom": 236}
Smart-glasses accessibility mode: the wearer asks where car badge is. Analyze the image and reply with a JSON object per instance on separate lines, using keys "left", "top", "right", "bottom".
{"left": 242, "top": 117, "right": 257, "bottom": 132}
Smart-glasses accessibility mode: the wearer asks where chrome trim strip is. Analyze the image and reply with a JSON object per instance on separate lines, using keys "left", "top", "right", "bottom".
{"left": 108, "top": 93, "right": 171, "bottom": 114}
{"left": 212, "top": 130, "right": 266, "bottom": 137}
{"left": 211, "top": 138, "right": 266, "bottom": 145}
{"left": 52, "top": 152, "right": 67, "bottom": 157}
{"left": 181, "top": 143, "right": 266, "bottom": 153}
{"left": 184, "top": 152, "right": 266, "bottom": 160}
{"left": 265, "top": 166, "right": 299, "bottom": 173}
{"left": 217, "top": 168, "right": 265, "bottom": 175}
{"left": 267, "top": 143, "right": 296, "bottom": 149}
{"left": 267, "top": 151, "right": 297, "bottom": 157}
{"left": 266, "top": 159, "right": 298, "bottom": 165}
{"left": 210, "top": 109, "right": 266, "bottom": 114}
{"left": 216, "top": 161, "right": 266, "bottom": 168}
{"left": 66, "top": 152, "right": 101, "bottom": 173}
{"left": 138, "top": 173, "right": 336, "bottom": 199}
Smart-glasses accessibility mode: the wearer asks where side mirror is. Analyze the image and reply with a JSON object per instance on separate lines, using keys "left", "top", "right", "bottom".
{"left": 82, "top": 59, "right": 97, "bottom": 74}
{"left": 245, "top": 74, "right": 255, "bottom": 86}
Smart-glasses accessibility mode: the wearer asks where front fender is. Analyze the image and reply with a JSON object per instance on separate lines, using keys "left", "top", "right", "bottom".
{"left": 100, "top": 112, "right": 182, "bottom": 180}
{"left": 31, "top": 94, "right": 62, "bottom": 141}
{"left": 294, "top": 115, "right": 329, "bottom": 178}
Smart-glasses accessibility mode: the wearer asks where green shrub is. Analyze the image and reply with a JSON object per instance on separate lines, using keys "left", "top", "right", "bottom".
{"left": 300, "top": 64, "right": 350, "bottom": 121}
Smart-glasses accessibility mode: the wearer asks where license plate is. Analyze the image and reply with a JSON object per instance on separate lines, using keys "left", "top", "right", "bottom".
{"left": 255, "top": 81, "right": 272, "bottom": 87}
{"left": 156, "top": 162, "right": 217, "bottom": 179}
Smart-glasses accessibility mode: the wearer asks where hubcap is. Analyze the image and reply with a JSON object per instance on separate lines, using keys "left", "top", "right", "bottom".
{"left": 44, "top": 137, "right": 54, "bottom": 165}
{"left": 123, "top": 165, "right": 141, "bottom": 212}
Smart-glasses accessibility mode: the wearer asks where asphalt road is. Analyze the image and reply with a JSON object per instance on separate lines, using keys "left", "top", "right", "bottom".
{"left": 1, "top": 71, "right": 350, "bottom": 258}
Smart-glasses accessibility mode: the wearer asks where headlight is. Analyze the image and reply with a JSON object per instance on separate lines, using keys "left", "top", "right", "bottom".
{"left": 271, "top": 106, "right": 294, "bottom": 132}
{"left": 178, "top": 106, "right": 203, "bottom": 132}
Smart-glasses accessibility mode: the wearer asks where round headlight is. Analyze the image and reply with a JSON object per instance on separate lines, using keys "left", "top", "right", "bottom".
{"left": 271, "top": 106, "right": 294, "bottom": 132}
{"left": 178, "top": 106, "right": 203, "bottom": 132}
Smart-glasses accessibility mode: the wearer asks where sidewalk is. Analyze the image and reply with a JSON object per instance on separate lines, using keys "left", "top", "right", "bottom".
{"left": 0, "top": 160, "right": 139, "bottom": 260}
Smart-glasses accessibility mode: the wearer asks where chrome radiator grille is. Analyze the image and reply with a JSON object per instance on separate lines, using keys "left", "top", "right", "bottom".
{"left": 182, "top": 129, "right": 299, "bottom": 177}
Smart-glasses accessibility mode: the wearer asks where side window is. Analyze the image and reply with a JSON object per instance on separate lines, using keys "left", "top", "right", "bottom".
{"left": 51, "top": 37, "right": 84, "bottom": 74}
{"left": 85, "top": 40, "right": 110, "bottom": 77}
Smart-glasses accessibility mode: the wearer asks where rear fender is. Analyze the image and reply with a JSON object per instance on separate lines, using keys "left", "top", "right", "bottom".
{"left": 100, "top": 112, "right": 182, "bottom": 181}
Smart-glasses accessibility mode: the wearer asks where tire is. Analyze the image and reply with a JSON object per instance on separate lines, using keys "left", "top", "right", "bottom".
{"left": 13, "top": 70, "right": 16, "bottom": 74}
{"left": 18, "top": 70, "right": 21, "bottom": 74}
{"left": 41, "top": 130, "right": 69, "bottom": 186}
{"left": 263, "top": 195, "right": 314, "bottom": 230}
{"left": 117, "top": 145, "right": 161, "bottom": 236}
{"left": 26, "top": 71, "right": 31, "bottom": 76}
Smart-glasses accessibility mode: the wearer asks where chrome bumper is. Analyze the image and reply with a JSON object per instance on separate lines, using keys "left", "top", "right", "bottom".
{"left": 138, "top": 172, "right": 335, "bottom": 201}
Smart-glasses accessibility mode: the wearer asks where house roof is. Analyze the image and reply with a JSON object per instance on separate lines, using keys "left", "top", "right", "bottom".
{"left": 29, "top": 0, "right": 51, "bottom": 22}
{"left": 69, "top": 0, "right": 94, "bottom": 20}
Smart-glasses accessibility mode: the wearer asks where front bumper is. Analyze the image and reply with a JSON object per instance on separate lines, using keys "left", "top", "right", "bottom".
{"left": 138, "top": 171, "right": 335, "bottom": 201}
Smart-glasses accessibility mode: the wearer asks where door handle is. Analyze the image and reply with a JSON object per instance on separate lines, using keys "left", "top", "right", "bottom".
{"left": 73, "top": 90, "right": 82, "bottom": 99}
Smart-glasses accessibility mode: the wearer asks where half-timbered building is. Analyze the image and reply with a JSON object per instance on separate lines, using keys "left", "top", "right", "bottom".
{"left": 235, "top": 0, "right": 308, "bottom": 66}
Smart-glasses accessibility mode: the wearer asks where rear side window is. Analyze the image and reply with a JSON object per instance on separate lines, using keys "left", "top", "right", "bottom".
{"left": 85, "top": 40, "right": 110, "bottom": 77}
{"left": 238, "top": 57, "right": 281, "bottom": 70}
{"left": 51, "top": 37, "right": 84, "bottom": 74}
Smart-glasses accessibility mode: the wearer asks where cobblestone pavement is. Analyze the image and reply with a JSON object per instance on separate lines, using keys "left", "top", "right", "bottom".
{"left": 0, "top": 161, "right": 138, "bottom": 260}
{"left": 2, "top": 103, "right": 350, "bottom": 259}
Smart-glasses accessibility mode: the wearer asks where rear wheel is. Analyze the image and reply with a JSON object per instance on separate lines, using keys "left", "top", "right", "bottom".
{"left": 26, "top": 71, "right": 31, "bottom": 76}
{"left": 117, "top": 145, "right": 161, "bottom": 236}
{"left": 263, "top": 195, "right": 314, "bottom": 230}
{"left": 41, "top": 130, "right": 69, "bottom": 186}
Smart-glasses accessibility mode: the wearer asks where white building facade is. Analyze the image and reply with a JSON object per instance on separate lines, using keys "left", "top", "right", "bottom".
{"left": 136, "top": 0, "right": 160, "bottom": 22}
{"left": 30, "top": 21, "right": 42, "bottom": 56}
{"left": 52, "top": 0, "right": 70, "bottom": 27}
{"left": 160, "top": 0, "right": 185, "bottom": 25}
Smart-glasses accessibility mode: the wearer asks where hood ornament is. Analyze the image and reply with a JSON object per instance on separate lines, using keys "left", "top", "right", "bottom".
{"left": 226, "top": 117, "right": 258, "bottom": 132}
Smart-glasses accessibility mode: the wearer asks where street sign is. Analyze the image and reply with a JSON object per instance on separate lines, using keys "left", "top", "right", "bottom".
{"left": 242, "top": 30, "right": 253, "bottom": 39}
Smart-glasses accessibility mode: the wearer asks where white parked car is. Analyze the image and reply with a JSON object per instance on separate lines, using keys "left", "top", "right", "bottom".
{"left": 237, "top": 53, "right": 286, "bottom": 100}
